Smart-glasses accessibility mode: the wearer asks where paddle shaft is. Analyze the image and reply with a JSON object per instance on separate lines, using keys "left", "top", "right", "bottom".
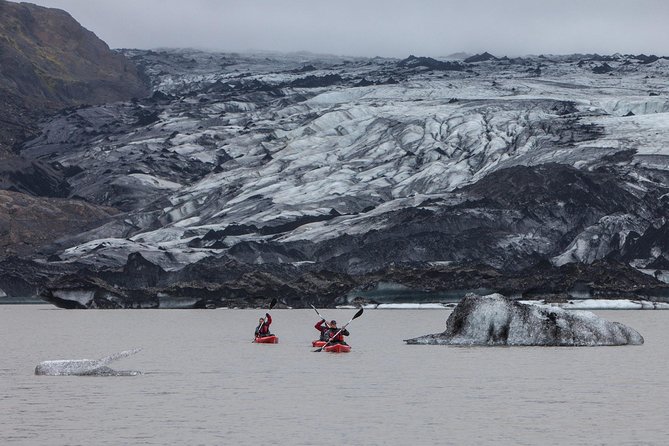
{"left": 310, "top": 304, "right": 327, "bottom": 321}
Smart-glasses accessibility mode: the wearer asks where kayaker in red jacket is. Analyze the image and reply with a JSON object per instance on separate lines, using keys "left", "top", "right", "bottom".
{"left": 315, "top": 319, "right": 329, "bottom": 341}
{"left": 255, "top": 313, "right": 273, "bottom": 337}
{"left": 315, "top": 319, "right": 349, "bottom": 344}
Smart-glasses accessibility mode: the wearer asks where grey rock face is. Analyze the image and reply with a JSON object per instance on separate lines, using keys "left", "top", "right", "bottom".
{"left": 405, "top": 294, "right": 644, "bottom": 346}
{"left": 0, "top": 0, "right": 149, "bottom": 157}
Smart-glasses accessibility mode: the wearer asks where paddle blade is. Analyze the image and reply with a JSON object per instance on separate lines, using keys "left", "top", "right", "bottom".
{"left": 352, "top": 308, "right": 364, "bottom": 320}
{"left": 269, "top": 298, "right": 278, "bottom": 310}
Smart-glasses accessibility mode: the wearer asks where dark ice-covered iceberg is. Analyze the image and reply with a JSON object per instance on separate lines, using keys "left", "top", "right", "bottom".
{"left": 404, "top": 294, "right": 643, "bottom": 346}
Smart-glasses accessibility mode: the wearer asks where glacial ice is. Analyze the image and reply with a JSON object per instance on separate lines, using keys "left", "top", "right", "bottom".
{"left": 543, "top": 299, "right": 669, "bottom": 310}
{"left": 404, "top": 294, "right": 644, "bottom": 346}
{"left": 20, "top": 50, "right": 669, "bottom": 275}
{"left": 35, "top": 349, "right": 142, "bottom": 376}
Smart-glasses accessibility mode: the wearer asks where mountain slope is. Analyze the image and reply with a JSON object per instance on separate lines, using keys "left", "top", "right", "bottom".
{"left": 0, "top": 0, "right": 149, "bottom": 259}
{"left": 0, "top": 190, "right": 117, "bottom": 257}
{"left": 0, "top": 0, "right": 148, "bottom": 155}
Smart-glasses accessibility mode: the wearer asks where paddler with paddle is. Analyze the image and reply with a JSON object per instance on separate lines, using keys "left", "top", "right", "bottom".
{"left": 315, "top": 319, "right": 349, "bottom": 345}
{"left": 255, "top": 313, "right": 273, "bottom": 337}
{"left": 255, "top": 298, "right": 277, "bottom": 339}
{"left": 311, "top": 306, "right": 363, "bottom": 352}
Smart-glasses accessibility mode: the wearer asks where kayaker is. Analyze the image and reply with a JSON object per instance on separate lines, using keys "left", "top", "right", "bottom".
{"left": 315, "top": 319, "right": 349, "bottom": 344}
{"left": 255, "top": 313, "right": 273, "bottom": 337}
{"left": 315, "top": 318, "right": 329, "bottom": 341}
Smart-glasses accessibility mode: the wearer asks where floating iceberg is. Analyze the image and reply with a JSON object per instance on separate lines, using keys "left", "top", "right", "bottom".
{"left": 404, "top": 294, "right": 643, "bottom": 346}
{"left": 35, "top": 348, "right": 142, "bottom": 376}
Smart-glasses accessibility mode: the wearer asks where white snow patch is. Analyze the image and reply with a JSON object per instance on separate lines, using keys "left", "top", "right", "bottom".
{"left": 52, "top": 290, "right": 94, "bottom": 306}
{"left": 522, "top": 299, "right": 669, "bottom": 310}
{"left": 128, "top": 173, "right": 182, "bottom": 190}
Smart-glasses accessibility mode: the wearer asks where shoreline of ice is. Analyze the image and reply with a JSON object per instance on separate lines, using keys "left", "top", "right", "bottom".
{"left": 338, "top": 299, "right": 669, "bottom": 310}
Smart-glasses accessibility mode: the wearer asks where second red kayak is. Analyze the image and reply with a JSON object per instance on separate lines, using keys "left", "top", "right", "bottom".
{"left": 312, "top": 340, "right": 351, "bottom": 352}
{"left": 324, "top": 343, "right": 351, "bottom": 353}
{"left": 254, "top": 335, "right": 279, "bottom": 344}
{"left": 311, "top": 342, "right": 351, "bottom": 353}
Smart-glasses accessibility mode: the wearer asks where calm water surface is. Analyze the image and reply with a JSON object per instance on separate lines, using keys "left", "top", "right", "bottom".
{"left": 1, "top": 306, "right": 668, "bottom": 445}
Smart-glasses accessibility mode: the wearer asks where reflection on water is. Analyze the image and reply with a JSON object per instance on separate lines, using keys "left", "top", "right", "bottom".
{"left": 1, "top": 306, "right": 668, "bottom": 445}
{"left": 348, "top": 281, "right": 494, "bottom": 303}
{"left": 0, "top": 296, "right": 44, "bottom": 304}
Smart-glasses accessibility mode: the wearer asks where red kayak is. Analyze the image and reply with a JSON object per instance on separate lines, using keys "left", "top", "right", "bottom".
{"left": 312, "top": 340, "right": 326, "bottom": 347}
{"left": 254, "top": 335, "right": 279, "bottom": 344}
{"left": 324, "top": 343, "right": 351, "bottom": 353}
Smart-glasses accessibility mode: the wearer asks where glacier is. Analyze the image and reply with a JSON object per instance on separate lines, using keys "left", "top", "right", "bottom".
{"left": 5, "top": 50, "right": 669, "bottom": 307}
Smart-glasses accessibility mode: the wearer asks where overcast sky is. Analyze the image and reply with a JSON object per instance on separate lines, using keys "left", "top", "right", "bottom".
{"left": 21, "top": 0, "right": 669, "bottom": 57}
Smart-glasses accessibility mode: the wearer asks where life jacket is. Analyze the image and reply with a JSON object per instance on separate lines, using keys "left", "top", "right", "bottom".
{"left": 326, "top": 327, "right": 349, "bottom": 344}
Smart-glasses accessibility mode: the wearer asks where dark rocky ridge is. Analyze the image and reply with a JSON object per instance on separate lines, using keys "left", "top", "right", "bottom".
{"left": 0, "top": 190, "right": 118, "bottom": 257}
{"left": 34, "top": 255, "right": 669, "bottom": 309}
{"left": 0, "top": 0, "right": 148, "bottom": 155}
{"left": 397, "top": 55, "right": 464, "bottom": 71}
{"left": 463, "top": 52, "right": 498, "bottom": 63}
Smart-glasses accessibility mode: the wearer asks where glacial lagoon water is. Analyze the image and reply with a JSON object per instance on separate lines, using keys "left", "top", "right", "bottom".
{"left": 1, "top": 306, "right": 668, "bottom": 445}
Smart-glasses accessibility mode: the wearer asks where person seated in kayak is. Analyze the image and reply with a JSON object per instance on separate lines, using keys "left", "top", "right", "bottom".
{"left": 315, "top": 319, "right": 329, "bottom": 341}
{"left": 315, "top": 319, "right": 349, "bottom": 344}
{"left": 255, "top": 313, "right": 273, "bottom": 338}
